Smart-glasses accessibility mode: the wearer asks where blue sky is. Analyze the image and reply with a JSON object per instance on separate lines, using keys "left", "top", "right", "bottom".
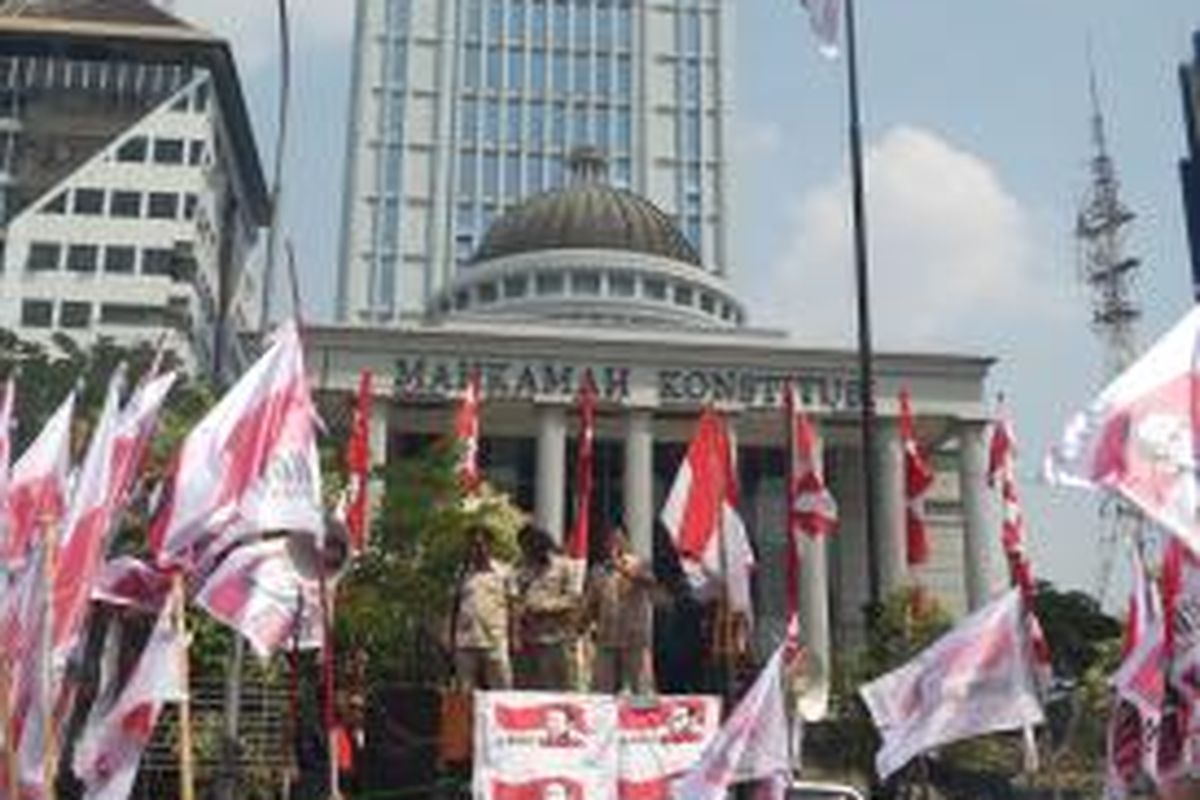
{"left": 176, "top": 0, "right": 1199, "bottom": 603}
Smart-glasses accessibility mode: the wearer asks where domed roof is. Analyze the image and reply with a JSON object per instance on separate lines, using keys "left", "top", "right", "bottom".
{"left": 472, "top": 148, "right": 702, "bottom": 268}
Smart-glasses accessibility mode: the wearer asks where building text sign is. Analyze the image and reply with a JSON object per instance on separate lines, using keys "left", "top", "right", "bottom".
{"left": 394, "top": 356, "right": 860, "bottom": 410}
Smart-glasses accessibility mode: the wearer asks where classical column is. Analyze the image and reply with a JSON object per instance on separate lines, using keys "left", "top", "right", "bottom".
{"left": 623, "top": 410, "right": 655, "bottom": 562}
{"left": 535, "top": 404, "right": 568, "bottom": 542}
{"left": 958, "top": 421, "right": 992, "bottom": 610}
{"left": 368, "top": 400, "right": 389, "bottom": 468}
{"left": 798, "top": 421, "right": 831, "bottom": 721}
{"left": 833, "top": 444, "right": 869, "bottom": 648}
{"left": 872, "top": 420, "right": 907, "bottom": 598}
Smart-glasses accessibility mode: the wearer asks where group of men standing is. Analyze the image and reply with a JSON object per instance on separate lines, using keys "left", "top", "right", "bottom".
{"left": 452, "top": 523, "right": 657, "bottom": 694}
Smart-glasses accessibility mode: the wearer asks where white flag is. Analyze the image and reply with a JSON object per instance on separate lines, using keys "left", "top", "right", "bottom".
{"left": 800, "top": 0, "right": 843, "bottom": 58}
{"left": 1046, "top": 306, "right": 1200, "bottom": 553}
{"left": 72, "top": 590, "right": 186, "bottom": 800}
{"left": 671, "top": 644, "right": 791, "bottom": 800}
{"left": 859, "top": 590, "right": 1045, "bottom": 780}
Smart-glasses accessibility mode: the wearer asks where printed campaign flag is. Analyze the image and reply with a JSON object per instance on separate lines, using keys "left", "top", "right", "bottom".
{"left": 860, "top": 590, "right": 1045, "bottom": 780}
{"left": 4, "top": 392, "right": 74, "bottom": 566}
{"left": 474, "top": 693, "right": 618, "bottom": 800}
{"left": 456, "top": 369, "right": 483, "bottom": 492}
{"left": 1046, "top": 305, "right": 1200, "bottom": 553}
{"left": 799, "top": 0, "right": 843, "bottom": 58}
{"left": 617, "top": 696, "right": 720, "bottom": 800}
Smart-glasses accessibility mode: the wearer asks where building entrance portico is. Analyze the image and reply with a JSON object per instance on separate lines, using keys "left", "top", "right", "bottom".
{"left": 309, "top": 319, "right": 997, "bottom": 679}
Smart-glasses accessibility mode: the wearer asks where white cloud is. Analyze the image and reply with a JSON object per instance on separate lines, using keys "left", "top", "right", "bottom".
{"left": 172, "top": 0, "right": 354, "bottom": 70}
{"left": 735, "top": 120, "right": 783, "bottom": 161}
{"left": 745, "top": 125, "right": 1069, "bottom": 350}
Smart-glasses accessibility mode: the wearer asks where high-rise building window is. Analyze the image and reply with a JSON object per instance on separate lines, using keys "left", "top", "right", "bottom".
{"left": 461, "top": 97, "right": 478, "bottom": 140}
{"left": 616, "top": 55, "right": 631, "bottom": 97}
{"left": 465, "top": 0, "right": 482, "bottom": 39}
{"left": 74, "top": 188, "right": 105, "bottom": 215}
{"left": 148, "top": 192, "right": 179, "bottom": 220}
{"left": 104, "top": 246, "right": 135, "bottom": 274}
{"left": 142, "top": 248, "right": 175, "bottom": 277}
{"left": 507, "top": 101, "right": 522, "bottom": 142}
{"left": 484, "top": 99, "right": 500, "bottom": 144}
{"left": 486, "top": 47, "right": 502, "bottom": 90}
{"left": 552, "top": 51, "right": 569, "bottom": 95}
{"left": 508, "top": 49, "right": 524, "bottom": 91}
{"left": 571, "top": 105, "right": 588, "bottom": 144}
{"left": 596, "top": 4, "right": 612, "bottom": 49}
{"left": 27, "top": 242, "right": 60, "bottom": 272}
{"left": 66, "top": 244, "right": 98, "bottom": 273}
{"left": 616, "top": 3, "right": 632, "bottom": 47}
{"left": 21, "top": 300, "right": 52, "bottom": 327}
{"left": 115, "top": 136, "right": 147, "bottom": 163}
{"left": 41, "top": 192, "right": 67, "bottom": 214}
{"left": 504, "top": 153, "right": 521, "bottom": 199}
{"left": 574, "top": 53, "right": 590, "bottom": 95}
{"left": 552, "top": 102, "right": 567, "bottom": 147}
{"left": 596, "top": 55, "right": 611, "bottom": 95}
{"left": 60, "top": 301, "right": 90, "bottom": 329}
{"left": 464, "top": 44, "right": 482, "bottom": 89}
{"left": 459, "top": 150, "right": 478, "bottom": 195}
{"left": 487, "top": 2, "right": 504, "bottom": 42}
{"left": 595, "top": 107, "right": 611, "bottom": 150}
{"left": 189, "top": 140, "right": 206, "bottom": 165}
{"left": 526, "top": 157, "right": 544, "bottom": 192}
{"left": 153, "top": 139, "right": 185, "bottom": 164}
{"left": 574, "top": 1, "right": 592, "bottom": 48}
{"left": 483, "top": 153, "right": 500, "bottom": 196}
{"left": 508, "top": 0, "right": 525, "bottom": 41}
{"left": 616, "top": 108, "right": 632, "bottom": 151}
{"left": 552, "top": 2, "right": 568, "bottom": 40}
{"left": 531, "top": 0, "right": 547, "bottom": 41}
{"left": 529, "top": 101, "right": 546, "bottom": 143}
{"left": 683, "top": 11, "right": 702, "bottom": 54}
{"left": 531, "top": 50, "right": 547, "bottom": 91}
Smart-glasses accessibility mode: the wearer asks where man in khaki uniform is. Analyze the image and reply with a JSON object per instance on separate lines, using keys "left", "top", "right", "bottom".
{"left": 453, "top": 528, "right": 516, "bottom": 690}
{"left": 585, "top": 527, "right": 656, "bottom": 694}
{"left": 515, "top": 525, "right": 578, "bottom": 689}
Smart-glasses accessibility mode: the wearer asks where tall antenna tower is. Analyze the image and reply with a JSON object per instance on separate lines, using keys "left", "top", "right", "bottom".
{"left": 1076, "top": 67, "right": 1142, "bottom": 378}
{"left": 1075, "top": 63, "right": 1146, "bottom": 603}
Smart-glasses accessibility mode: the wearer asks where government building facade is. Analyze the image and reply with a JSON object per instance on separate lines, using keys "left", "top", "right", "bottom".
{"left": 310, "top": 148, "right": 999, "bottom": 692}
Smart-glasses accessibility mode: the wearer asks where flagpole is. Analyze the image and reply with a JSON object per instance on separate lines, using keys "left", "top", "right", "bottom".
{"left": 1, "top": 649, "right": 16, "bottom": 800}
{"left": 173, "top": 572, "right": 196, "bottom": 800}
{"left": 842, "top": 0, "right": 882, "bottom": 615}
{"left": 320, "top": 553, "right": 340, "bottom": 800}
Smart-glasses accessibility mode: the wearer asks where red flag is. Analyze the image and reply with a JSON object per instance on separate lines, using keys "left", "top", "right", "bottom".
{"left": 899, "top": 388, "right": 934, "bottom": 566}
{"left": 784, "top": 384, "right": 838, "bottom": 620}
{"left": 455, "top": 369, "right": 482, "bottom": 492}
{"left": 344, "top": 370, "right": 374, "bottom": 553}
{"left": 987, "top": 411, "right": 1036, "bottom": 600}
{"left": 0, "top": 377, "right": 13, "bottom": 554}
{"left": 568, "top": 379, "right": 597, "bottom": 566}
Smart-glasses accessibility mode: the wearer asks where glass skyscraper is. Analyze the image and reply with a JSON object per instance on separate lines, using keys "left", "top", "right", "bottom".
{"left": 337, "top": 0, "right": 733, "bottom": 322}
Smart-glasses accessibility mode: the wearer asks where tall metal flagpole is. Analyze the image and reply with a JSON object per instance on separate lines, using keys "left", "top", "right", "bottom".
{"left": 842, "top": 0, "right": 882, "bottom": 615}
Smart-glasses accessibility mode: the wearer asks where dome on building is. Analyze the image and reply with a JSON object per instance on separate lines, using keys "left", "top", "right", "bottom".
{"left": 471, "top": 148, "right": 702, "bottom": 268}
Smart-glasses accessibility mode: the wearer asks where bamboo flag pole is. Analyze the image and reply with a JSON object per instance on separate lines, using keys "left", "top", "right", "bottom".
{"left": 173, "top": 571, "right": 196, "bottom": 800}
{"left": 1, "top": 654, "right": 16, "bottom": 800}
{"left": 41, "top": 513, "right": 58, "bottom": 800}
{"left": 319, "top": 554, "right": 339, "bottom": 800}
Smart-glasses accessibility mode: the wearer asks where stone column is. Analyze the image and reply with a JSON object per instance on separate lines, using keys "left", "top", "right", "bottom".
{"left": 368, "top": 400, "right": 389, "bottom": 468}
{"left": 872, "top": 420, "right": 908, "bottom": 598}
{"left": 958, "top": 421, "right": 992, "bottom": 610}
{"left": 535, "top": 404, "right": 567, "bottom": 542}
{"left": 623, "top": 410, "right": 655, "bottom": 562}
{"left": 798, "top": 421, "right": 831, "bottom": 721}
{"left": 833, "top": 445, "right": 869, "bottom": 648}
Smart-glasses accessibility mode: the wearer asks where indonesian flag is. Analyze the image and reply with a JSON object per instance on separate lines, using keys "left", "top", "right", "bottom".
{"left": 660, "top": 410, "right": 755, "bottom": 618}
{"left": 988, "top": 411, "right": 1036, "bottom": 600}
{"left": 1, "top": 543, "right": 49, "bottom": 796}
{"left": 1106, "top": 548, "right": 1165, "bottom": 798}
{"left": 1046, "top": 306, "right": 1200, "bottom": 553}
{"left": 150, "top": 320, "right": 321, "bottom": 567}
{"left": 194, "top": 537, "right": 323, "bottom": 659}
{"left": 72, "top": 587, "right": 186, "bottom": 800}
{"left": 859, "top": 589, "right": 1045, "bottom": 780}
{"left": 455, "top": 369, "right": 483, "bottom": 492}
{"left": 567, "top": 380, "right": 597, "bottom": 593}
{"left": 1157, "top": 538, "right": 1200, "bottom": 779}
{"left": 787, "top": 390, "right": 838, "bottom": 541}
{"left": 799, "top": 0, "right": 843, "bottom": 58}
{"left": 110, "top": 370, "right": 177, "bottom": 512}
{"left": 899, "top": 388, "right": 934, "bottom": 567}
{"left": 671, "top": 642, "right": 791, "bottom": 800}
{"left": 343, "top": 370, "right": 373, "bottom": 553}
{"left": 91, "top": 557, "right": 174, "bottom": 615}
{"left": 3, "top": 391, "right": 74, "bottom": 567}
{"left": 0, "top": 377, "right": 13, "bottom": 555}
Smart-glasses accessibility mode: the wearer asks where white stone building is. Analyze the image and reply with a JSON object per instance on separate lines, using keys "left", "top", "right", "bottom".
{"left": 0, "top": 1, "right": 270, "bottom": 377}
{"left": 310, "top": 153, "right": 999, "bottom": 689}
{"left": 337, "top": 0, "right": 733, "bottom": 322}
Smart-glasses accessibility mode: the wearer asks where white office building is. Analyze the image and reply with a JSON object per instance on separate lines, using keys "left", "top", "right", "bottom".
{"left": 338, "top": 0, "right": 733, "bottom": 322}
{"left": 0, "top": 0, "right": 270, "bottom": 377}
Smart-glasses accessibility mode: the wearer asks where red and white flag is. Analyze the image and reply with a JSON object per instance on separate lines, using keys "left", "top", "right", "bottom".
{"left": 1106, "top": 548, "right": 1165, "bottom": 798}
{"left": 110, "top": 370, "right": 177, "bottom": 512}
{"left": 1046, "top": 306, "right": 1200, "bottom": 553}
{"left": 455, "top": 369, "right": 483, "bottom": 492}
{"left": 1157, "top": 538, "right": 1200, "bottom": 780}
{"left": 1, "top": 541, "right": 50, "bottom": 797}
{"left": 194, "top": 537, "right": 323, "bottom": 658}
{"left": 72, "top": 587, "right": 186, "bottom": 800}
{"left": 671, "top": 643, "right": 791, "bottom": 800}
{"left": 899, "top": 389, "right": 934, "bottom": 567}
{"left": 567, "top": 380, "right": 597, "bottom": 592}
{"left": 660, "top": 410, "right": 755, "bottom": 618}
{"left": 799, "top": 0, "right": 843, "bottom": 58}
{"left": 91, "top": 556, "right": 174, "bottom": 615}
{"left": 3, "top": 391, "right": 74, "bottom": 566}
{"left": 150, "top": 320, "right": 321, "bottom": 567}
{"left": 342, "top": 370, "right": 374, "bottom": 553}
{"left": 53, "top": 368, "right": 126, "bottom": 660}
{"left": 787, "top": 390, "right": 838, "bottom": 542}
{"left": 988, "top": 411, "right": 1036, "bottom": 600}
{"left": 859, "top": 589, "right": 1045, "bottom": 780}
{"left": 0, "top": 377, "right": 13, "bottom": 555}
